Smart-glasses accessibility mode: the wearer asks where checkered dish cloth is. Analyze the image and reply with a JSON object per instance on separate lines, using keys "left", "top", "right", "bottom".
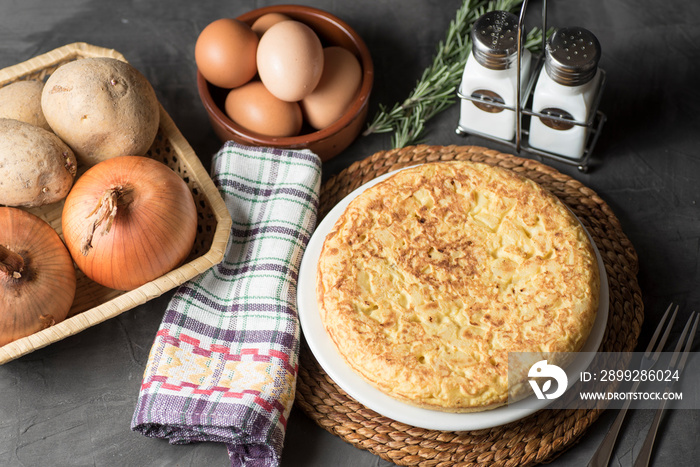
{"left": 131, "top": 142, "right": 321, "bottom": 466}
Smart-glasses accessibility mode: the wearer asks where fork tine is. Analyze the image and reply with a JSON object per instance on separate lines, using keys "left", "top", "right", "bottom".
{"left": 588, "top": 302, "right": 678, "bottom": 467}
{"left": 632, "top": 311, "right": 699, "bottom": 467}
{"left": 673, "top": 312, "right": 698, "bottom": 370}
{"left": 646, "top": 303, "right": 677, "bottom": 358}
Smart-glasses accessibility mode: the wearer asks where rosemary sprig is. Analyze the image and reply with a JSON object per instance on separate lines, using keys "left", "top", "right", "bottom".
{"left": 363, "top": 0, "right": 547, "bottom": 148}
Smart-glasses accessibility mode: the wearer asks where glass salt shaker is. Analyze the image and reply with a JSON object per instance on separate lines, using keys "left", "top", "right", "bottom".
{"left": 528, "top": 27, "right": 602, "bottom": 160}
{"left": 457, "top": 10, "right": 532, "bottom": 141}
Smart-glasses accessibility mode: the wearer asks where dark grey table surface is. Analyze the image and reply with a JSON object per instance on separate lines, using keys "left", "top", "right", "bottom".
{"left": 1, "top": 1, "right": 699, "bottom": 466}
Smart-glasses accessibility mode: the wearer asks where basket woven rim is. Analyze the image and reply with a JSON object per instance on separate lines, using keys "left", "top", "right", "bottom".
{"left": 0, "top": 43, "right": 233, "bottom": 365}
{"left": 295, "top": 144, "right": 643, "bottom": 466}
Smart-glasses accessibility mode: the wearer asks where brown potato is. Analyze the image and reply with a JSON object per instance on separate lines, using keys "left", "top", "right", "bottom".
{"left": 0, "top": 80, "right": 51, "bottom": 131}
{"left": 0, "top": 118, "right": 77, "bottom": 207}
{"left": 41, "top": 57, "right": 160, "bottom": 166}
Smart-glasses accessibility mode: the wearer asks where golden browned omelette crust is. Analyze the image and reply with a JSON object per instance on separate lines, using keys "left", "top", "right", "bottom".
{"left": 316, "top": 161, "right": 600, "bottom": 412}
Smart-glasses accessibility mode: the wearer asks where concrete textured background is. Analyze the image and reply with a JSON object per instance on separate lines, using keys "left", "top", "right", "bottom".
{"left": 1, "top": 0, "right": 699, "bottom": 465}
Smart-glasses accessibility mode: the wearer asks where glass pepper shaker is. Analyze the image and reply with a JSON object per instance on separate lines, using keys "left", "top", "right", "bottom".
{"left": 457, "top": 10, "right": 532, "bottom": 141}
{"left": 528, "top": 27, "right": 603, "bottom": 160}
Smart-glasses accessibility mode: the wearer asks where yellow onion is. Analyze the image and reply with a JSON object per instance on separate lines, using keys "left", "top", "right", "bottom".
{"left": 0, "top": 207, "right": 77, "bottom": 347}
{"left": 61, "top": 156, "right": 198, "bottom": 291}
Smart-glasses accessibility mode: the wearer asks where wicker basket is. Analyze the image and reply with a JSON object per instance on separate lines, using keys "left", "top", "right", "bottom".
{"left": 0, "top": 42, "right": 232, "bottom": 365}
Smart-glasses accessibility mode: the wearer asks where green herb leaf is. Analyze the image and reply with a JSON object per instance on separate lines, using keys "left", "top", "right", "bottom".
{"left": 363, "top": 0, "right": 548, "bottom": 148}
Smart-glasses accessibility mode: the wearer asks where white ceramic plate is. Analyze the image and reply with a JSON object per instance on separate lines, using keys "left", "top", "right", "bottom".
{"left": 298, "top": 168, "right": 609, "bottom": 431}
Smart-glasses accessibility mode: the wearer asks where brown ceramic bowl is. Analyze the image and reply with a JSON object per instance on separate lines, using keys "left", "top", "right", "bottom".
{"left": 197, "top": 5, "right": 373, "bottom": 162}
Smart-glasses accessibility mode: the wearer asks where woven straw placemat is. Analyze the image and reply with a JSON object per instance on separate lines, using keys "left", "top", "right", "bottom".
{"left": 294, "top": 145, "right": 644, "bottom": 466}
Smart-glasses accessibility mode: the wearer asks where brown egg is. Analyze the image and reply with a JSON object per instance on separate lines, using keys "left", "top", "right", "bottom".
{"left": 251, "top": 13, "right": 292, "bottom": 37}
{"left": 256, "top": 20, "right": 324, "bottom": 102}
{"left": 224, "top": 81, "right": 303, "bottom": 137}
{"left": 195, "top": 18, "right": 258, "bottom": 89}
{"left": 301, "top": 47, "right": 363, "bottom": 130}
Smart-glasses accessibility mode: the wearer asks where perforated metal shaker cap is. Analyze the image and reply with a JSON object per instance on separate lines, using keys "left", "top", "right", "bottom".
{"left": 545, "top": 27, "right": 601, "bottom": 86}
{"left": 471, "top": 10, "right": 523, "bottom": 70}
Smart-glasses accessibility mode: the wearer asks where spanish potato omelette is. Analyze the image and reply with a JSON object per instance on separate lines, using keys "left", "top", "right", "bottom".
{"left": 316, "top": 161, "right": 600, "bottom": 412}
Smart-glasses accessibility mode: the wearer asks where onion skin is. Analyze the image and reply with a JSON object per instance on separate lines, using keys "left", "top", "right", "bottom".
{"left": 0, "top": 207, "right": 77, "bottom": 347}
{"left": 61, "top": 156, "right": 198, "bottom": 291}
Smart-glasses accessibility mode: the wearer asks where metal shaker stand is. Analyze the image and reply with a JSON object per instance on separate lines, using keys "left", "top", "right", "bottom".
{"left": 455, "top": 0, "right": 607, "bottom": 172}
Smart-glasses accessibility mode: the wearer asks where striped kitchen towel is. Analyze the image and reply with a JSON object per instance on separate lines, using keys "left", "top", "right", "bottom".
{"left": 131, "top": 142, "right": 321, "bottom": 467}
